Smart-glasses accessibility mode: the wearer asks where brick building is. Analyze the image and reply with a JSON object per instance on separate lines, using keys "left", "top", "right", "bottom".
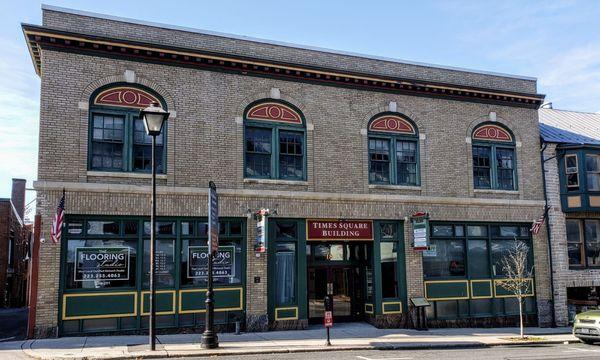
{"left": 0, "top": 179, "right": 31, "bottom": 308}
{"left": 540, "top": 108, "right": 600, "bottom": 326}
{"left": 24, "top": 5, "right": 551, "bottom": 338}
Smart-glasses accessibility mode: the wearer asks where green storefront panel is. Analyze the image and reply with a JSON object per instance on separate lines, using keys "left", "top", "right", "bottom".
{"left": 382, "top": 302, "right": 402, "bottom": 314}
{"left": 425, "top": 281, "right": 469, "bottom": 300}
{"left": 275, "top": 307, "right": 298, "bottom": 320}
{"left": 63, "top": 292, "right": 137, "bottom": 320}
{"left": 180, "top": 287, "right": 243, "bottom": 313}
{"left": 494, "top": 279, "right": 534, "bottom": 297}
{"left": 470, "top": 280, "right": 493, "bottom": 299}
{"left": 142, "top": 291, "right": 175, "bottom": 314}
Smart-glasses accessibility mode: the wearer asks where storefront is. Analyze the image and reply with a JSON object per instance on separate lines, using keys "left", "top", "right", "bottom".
{"left": 59, "top": 216, "right": 246, "bottom": 335}
{"left": 423, "top": 222, "right": 537, "bottom": 326}
{"left": 267, "top": 219, "right": 407, "bottom": 329}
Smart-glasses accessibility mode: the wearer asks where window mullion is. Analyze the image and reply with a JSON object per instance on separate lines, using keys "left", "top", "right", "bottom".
{"left": 125, "top": 113, "right": 133, "bottom": 172}
{"left": 272, "top": 127, "right": 278, "bottom": 180}
{"left": 390, "top": 137, "right": 397, "bottom": 185}
{"left": 490, "top": 145, "right": 498, "bottom": 189}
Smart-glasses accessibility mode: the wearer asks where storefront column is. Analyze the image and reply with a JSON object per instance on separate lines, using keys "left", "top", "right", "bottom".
{"left": 245, "top": 217, "right": 268, "bottom": 331}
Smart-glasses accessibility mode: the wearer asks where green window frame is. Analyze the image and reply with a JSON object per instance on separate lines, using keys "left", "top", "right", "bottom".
{"left": 243, "top": 101, "right": 306, "bottom": 181}
{"left": 88, "top": 86, "right": 167, "bottom": 174}
{"left": 472, "top": 143, "right": 517, "bottom": 190}
{"left": 368, "top": 135, "right": 419, "bottom": 186}
{"left": 379, "top": 222, "right": 399, "bottom": 299}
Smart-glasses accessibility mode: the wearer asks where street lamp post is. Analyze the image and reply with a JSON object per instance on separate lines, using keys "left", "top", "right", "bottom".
{"left": 141, "top": 102, "right": 170, "bottom": 351}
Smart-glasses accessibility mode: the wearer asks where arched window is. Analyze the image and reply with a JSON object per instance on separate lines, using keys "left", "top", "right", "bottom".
{"left": 244, "top": 101, "right": 306, "bottom": 180}
{"left": 89, "top": 84, "right": 167, "bottom": 173}
{"left": 471, "top": 123, "right": 516, "bottom": 190}
{"left": 367, "top": 113, "right": 419, "bottom": 186}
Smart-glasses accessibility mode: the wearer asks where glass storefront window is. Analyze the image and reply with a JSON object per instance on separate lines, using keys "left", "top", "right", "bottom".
{"left": 423, "top": 239, "right": 465, "bottom": 277}
{"left": 181, "top": 237, "right": 243, "bottom": 287}
{"left": 276, "top": 243, "right": 296, "bottom": 305}
{"left": 467, "top": 225, "right": 487, "bottom": 237}
{"left": 380, "top": 223, "right": 396, "bottom": 239}
{"left": 380, "top": 242, "right": 398, "bottom": 298}
{"left": 143, "top": 221, "right": 176, "bottom": 236}
{"left": 65, "top": 238, "right": 137, "bottom": 289}
{"left": 468, "top": 239, "right": 490, "bottom": 278}
{"left": 432, "top": 225, "right": 453, "bottom": 237}
{"left": 143, "top": 238, "right": 175, "bottom": 288}
{"left": 87, "top": 220, "right": 120, "bottom": 235}
{"left": 276, "top": 221, "right": 297, "bottom": 240}
{"left": 491, "top": 239, "right": 531, "bottom": 277}
{"left": 181, "top": 221, "right": 193, "bottom": 236}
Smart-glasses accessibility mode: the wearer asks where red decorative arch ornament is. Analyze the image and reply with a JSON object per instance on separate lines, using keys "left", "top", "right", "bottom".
{"left": 94, "top": 87, "right": 162, "bottom": 109}
{"left": 473, "top": 124, "right": 512, "bottom": 142}
{"left": 246, "top": 102, "right": 302, "bottom": 124}
{"left": 369, "top": 115, "right": 416, "bottom": 135}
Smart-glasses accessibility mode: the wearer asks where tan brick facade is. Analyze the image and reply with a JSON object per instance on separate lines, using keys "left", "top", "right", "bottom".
{"left": 27, "top": 6, "right": 552, "bottom": 337}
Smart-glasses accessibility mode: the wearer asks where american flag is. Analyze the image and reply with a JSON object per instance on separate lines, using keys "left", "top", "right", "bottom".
{"left": 50, "top": 190, "right": 65, "bottom": 244}
{"left": 530, "top": 205, "right": 549, "bottom": 235}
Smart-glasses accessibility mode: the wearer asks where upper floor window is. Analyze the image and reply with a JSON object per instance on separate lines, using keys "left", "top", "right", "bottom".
{"left": 368, "top": 113, "right": 419, "bottom": 186}
{"left": 244, "top": 101, "right": 305, "bottom": 180}
{"left": 89, "top": 85, "right": 167, "bottom": 173}
{"left": 565, "top": 154, "right": 579, "bottom": 190}
{"left": 472, "top": 123, "right": 516, "bottom": 190}
{"left": 586, "top": 154, "right": 600, "bottom": 191}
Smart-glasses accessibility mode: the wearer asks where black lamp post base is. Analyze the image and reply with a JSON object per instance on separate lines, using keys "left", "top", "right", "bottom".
{"left": 200, "top": 331, "right": 219, "bottom": 349}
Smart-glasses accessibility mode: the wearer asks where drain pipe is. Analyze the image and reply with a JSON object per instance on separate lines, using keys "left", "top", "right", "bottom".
{"left": 540, "top": 141, "right": 557, "bottom": 328}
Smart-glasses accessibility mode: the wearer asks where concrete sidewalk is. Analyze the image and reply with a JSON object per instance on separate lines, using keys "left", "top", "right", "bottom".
{"left": 0, "top": 323, "right": 578, "bottom": 360}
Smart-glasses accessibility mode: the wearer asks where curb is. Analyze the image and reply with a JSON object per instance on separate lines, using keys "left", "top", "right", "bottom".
{"left": 20, "top": 339, "right": 580, "bottom": 360}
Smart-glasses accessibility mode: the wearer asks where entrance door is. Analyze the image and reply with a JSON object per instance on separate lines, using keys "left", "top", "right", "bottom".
{"left": 308, "top": 265, "right": 364, "bottom": 323}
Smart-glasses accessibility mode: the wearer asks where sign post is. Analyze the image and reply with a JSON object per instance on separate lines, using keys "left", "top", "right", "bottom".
{"left": 201, "top": 181, "right": 219, "bottom": 349}
{"left": 324, "top": 284, "right": 333, "bottom": 346}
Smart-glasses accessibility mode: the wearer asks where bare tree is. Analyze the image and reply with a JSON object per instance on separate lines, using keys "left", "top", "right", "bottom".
{"left": 498, "top": 239, "right": 533, "bottom": 339}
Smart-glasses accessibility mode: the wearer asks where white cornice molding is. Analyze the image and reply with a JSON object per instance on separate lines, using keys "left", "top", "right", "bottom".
{"left": 33, "top": 180, "right": 546, "bottom": 207}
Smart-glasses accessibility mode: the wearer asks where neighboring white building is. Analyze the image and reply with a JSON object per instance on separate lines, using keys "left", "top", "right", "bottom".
{"left": 540, "top": 108, "right": 600, "bottom": 326}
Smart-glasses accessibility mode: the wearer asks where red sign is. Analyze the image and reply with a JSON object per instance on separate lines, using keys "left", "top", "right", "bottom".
{"left": 307, "top": 219, "right": 373, "bottom": 241}
{"left": 324, "top": 311, "right": 333, "bottom": 327}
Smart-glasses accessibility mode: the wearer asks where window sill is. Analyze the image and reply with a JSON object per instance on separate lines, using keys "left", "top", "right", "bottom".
{"left": 369, "top": 184, "right": 421, "bottom": 191}
{"left": 243, "top": 178, "right": 308, "bottom": 186}
{"left": 473, "top": 189, "right": 519, "bottom": 195}
{"left": 87, "top": 171, "right": 168, "bottom": 179}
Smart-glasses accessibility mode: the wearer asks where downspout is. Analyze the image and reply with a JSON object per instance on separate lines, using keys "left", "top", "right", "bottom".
{"left": 540, "top": 140, "right": 557, "bottom": 327}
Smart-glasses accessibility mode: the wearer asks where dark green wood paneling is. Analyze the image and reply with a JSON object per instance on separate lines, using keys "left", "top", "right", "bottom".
{"left": 471, "top": 281, "right": 492, "bottom": 298}
{"left": 142, "top": 291, "right": 174, "bottom": 314}
{"left": 275, "top": 307, "right": 298, "bottom": 320}
{"left": 494, "top": 279, "right": 534, "bottom": 297}
{"left": 180, "top": 288, "right": 242, "bottom": 312}
{"left": 425, "top": 281, "right": 469, "bottom": 300}
{"left": 382, "top": 302, "right": 402, "bottom": 313}
{"left": 64, "top": 292, "right": 136, "bottom": 319}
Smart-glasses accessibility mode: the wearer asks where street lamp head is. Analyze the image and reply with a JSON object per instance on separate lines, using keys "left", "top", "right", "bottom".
{"left": 140, "top": 102, "right": 169, "bottom": 136}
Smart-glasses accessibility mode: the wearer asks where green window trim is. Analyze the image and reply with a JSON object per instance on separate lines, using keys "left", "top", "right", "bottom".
{"left": 368, "top": 134, "right": 420, "bottom": 186}
{"left": 88, "top": 85, "right": 168, "bottom": 174}
{"left": 243, "top": 101, "right": 307, "bottom": 181}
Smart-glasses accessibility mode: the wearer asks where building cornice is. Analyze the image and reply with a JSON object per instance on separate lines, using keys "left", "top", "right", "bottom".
{"left": 22, "top": 24, "right": 544, "bottom": 109}
{"left": 33, "top": 180, "right": 546, "bottom": 208}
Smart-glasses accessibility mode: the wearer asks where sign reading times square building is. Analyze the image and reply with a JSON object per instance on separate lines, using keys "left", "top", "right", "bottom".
{"left": 74, "top": 247, "right": 130, "bottom": 281}
{"left": 307, "top": 219, "right": 374, "bottom": 241}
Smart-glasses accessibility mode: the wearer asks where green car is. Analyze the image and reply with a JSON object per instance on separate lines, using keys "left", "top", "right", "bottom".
{"left": 573, "top": 310, "right": 600, "bottom": 344}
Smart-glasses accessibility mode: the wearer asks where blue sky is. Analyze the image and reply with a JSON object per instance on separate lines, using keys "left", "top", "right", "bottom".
{"left": 1, "top": 0, "right": 599, "bottom": 215}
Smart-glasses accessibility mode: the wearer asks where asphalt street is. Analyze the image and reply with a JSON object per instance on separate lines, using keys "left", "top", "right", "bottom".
{"left": 168, "top": 343, "right": 600, "bottom": 360}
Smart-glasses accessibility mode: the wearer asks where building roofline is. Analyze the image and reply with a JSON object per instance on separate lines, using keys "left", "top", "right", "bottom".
{"left": 41, "top": 4, "right": 537, "bottom": 82}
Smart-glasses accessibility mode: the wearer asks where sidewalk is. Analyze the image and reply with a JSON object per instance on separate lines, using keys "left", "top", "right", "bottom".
{"left": 0, "top": 323, "right": 577, "bottom": 360}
